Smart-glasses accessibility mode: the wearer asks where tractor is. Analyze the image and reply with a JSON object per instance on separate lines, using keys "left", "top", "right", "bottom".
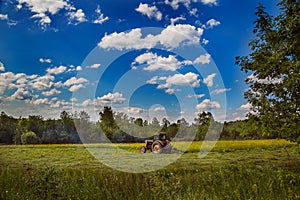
{"left": 140, "top": 133, "right": 172, "bottom": 154}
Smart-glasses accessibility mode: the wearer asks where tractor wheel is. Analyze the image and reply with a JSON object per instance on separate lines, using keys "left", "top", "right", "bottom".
{"left": 140, "top": 146, "right": 146, "bottom": 154}
{"left": 163, "top": 143, "right": 172, "bottom": 154}
{"left": 151, "top": 141, "right": 162, "bottom": 154}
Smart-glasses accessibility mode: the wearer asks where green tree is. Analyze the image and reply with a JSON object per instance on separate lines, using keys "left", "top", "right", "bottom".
{"left": 194, "top": 112, "right": 214, "bottom": 141}
{"left": 99, "top": 107, "right": 118, "bottom": 141}
{"left": 236, "top": 1, "right": 300, "bottom": 142}
{"left": 21, "top": 131, "right": 41, "bottom": 144}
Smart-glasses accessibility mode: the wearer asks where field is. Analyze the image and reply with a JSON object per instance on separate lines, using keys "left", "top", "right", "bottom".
{"left": 1, "top": 140, "right": 300, "bottom": 199}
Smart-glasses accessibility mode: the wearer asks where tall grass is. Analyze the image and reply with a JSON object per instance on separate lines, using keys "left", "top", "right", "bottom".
{"left": 1, "top": 164, "right": 300, "bottom": 200}
{"left": 0, "top": 140, "right": 299, "bottom": 199}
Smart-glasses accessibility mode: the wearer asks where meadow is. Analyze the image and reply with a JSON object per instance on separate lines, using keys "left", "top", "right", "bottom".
{"left": 0, "top": 140, "right": 300, "bottom": 199}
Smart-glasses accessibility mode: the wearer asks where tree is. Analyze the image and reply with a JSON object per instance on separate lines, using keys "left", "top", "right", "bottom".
{"left": 236, "top": 1, "right": 300, "bottom": 142}
{"left": 99, "top": 107, "right": 118, "bottom": 141}
{"left": 194, "top": 112, "right": 214, "bottom": 140}
{"left": 21, "top": 131, "right": 41, "bottom": 144}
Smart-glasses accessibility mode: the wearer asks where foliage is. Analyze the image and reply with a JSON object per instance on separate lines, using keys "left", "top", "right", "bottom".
{"left": 21, "top": 131, "right": 41, "bottom": 144}
{"left": 236, "top": 0, "right": 300, "bottom": 142}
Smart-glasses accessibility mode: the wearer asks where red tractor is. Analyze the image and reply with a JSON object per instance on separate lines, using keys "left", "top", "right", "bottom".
{"left": 140, "top": 133, "right": 172, "bottom": 154}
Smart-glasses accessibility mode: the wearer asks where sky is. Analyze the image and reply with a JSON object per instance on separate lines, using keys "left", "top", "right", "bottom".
{"left": 0, "top": 0, "right": 280, "bottom": 123}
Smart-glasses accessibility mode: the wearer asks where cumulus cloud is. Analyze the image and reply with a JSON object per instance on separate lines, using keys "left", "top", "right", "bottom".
{"left": 239, "top": 103, "right": 252, "bottom": 110}
{"left": 0, "top": 14, "right": 8, "bottom": 20}
{"left": 42, "top": 88, "right": 61, "bottom": 96}
{"left": 193, "top": 53, "right": 211, "bottom": 64}
{"left": 29, "top": 75, "right": 55, "bottom": 90}
{"left": 201, "top": 0, "right": 218, "bottom": 6}
{"left": 69, "top": 9, "right": 87, "bottom": 24}
{"left": 127, "top": 107, "right": 145, "bottom": 114}
{"left": 46, "top": 65, "right": 67, "bottom": 75}
{"left": 135, "top": 3, "right": 162, "bottom": 21}
{"left": 8, "top": 87, "right": 33, "bottom": 101}
{"left": 98, "top": 24, "right": 203, "bottom": 50}
{"left": 170, "top": 16, "right": 186, "bottom": 25}
{"left": 17, "top": 0, "right": 86, "bottom": 26}
{"left": 155, "top": 72, "right": 200, "bottom": 93}
{"left": 69, "top": 84, "right": 84, "bottom": 92}
{"left": 203, "top": 73, "right": 216, "bottom": 87}
{"left": 187, "top": 94, "right": 205, "bottom": 99}
{"left": 87, "top": 64, "right": 101, "bottom": 69}
{"left": 93, "top": 5, "right": 109, "bottom": 24}
{"left": 164, "top": 0, "right": 191, "bottom": 10}
{"left": 63, "top": 77, "right": 88, "bottom": 87}
{"left": 0, "top": 62, "right": 5, "bottom": 71}
{"left": 152, "top": 106, "right": 166, "bottom": 112}
{"left": 206, "top": 18, "right": 221, "bottom": 28}
{"left": 39, "top": 58, "right": 52, "bottom": 63}
{"left": 82, "top": 92, "right": 126, "bottom": 107}
{"left": 211, "top": 88, "right": 231, "bottom": 95}
{"left": 132, "top": 52, "right": 182, "bottom": 71}
{"left": 196, "top": 99, "right": 221, "bottom": 110}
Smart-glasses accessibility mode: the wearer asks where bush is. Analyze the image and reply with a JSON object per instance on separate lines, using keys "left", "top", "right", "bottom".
{"left": 21, "top": 131, "right": 41, "bottom": 144}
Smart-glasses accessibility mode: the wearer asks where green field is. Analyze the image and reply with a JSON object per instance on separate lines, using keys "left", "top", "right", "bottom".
{"left": 1, "top": 140, "right": 300, "bottom": 199}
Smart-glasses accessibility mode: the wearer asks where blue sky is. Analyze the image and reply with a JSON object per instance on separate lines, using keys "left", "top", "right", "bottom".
{"left": 0, "top": 0, "right": 279, "bottom": 122}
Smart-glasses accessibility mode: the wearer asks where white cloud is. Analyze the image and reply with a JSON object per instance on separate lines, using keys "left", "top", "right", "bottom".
{"left": 17, "top": 0, "right": 70, "bottom": 25}
{"left": 29, "top": 75, "right": 55, "bottom": 90}
{"left": 96, "top": 92, "right": 125, "bottom": 105}
{"left": 187, "top": 94, "right": 205, "bottom": 99}
{"left": 69, "top": 84, "right": 84, "bottom": 92}
{"left": 170, "top": 16, "right": 186, "bottom": 25}
{"left": 0, "top": 14, "right": 8, "bottom": 20}
{"left": 0, "top": 62, "right": 5, "bottom": 71}
{"left": 64, "top": 77, "right": 88, "bottom": 87}
{"left": 147, "top": 76, "right": 159, "bottom": 84}
{"left": 152, "top": 106, "right": 166, "bottom": 112}
{"left": 164, "top": 0, "right": 191, "bottom": 10}
{"left": 158, "top": 72, "right": 200, "bottom": 90}
{"left": 196, "top": 99, "right": 221, "bottom": 110}
{"left": 76, "top": 66, "right": 82, "bottom": 71}
{"left": 206, "top": 19, "right": 221, "bottom": 28}
{"left": 202, "top": 38, "right": 209, "bottom": 45}
{"left": 31, "top": 13, "right": 51, "bottom": 25}
{"left": 42, "top": 88, "right": 61, "bottom": 97}
{"left": 98, "top": 24, "right": 203, "bottom": 50}
{"left": 46, "top": 65, "right": 67, "bottom": 75}
{"left": 132, "top": 52, "right": 182, "bottom": 71}
{"left": 27, "top": 98, "right": 50, "bottom": 105}
{"left": 189, "top": 8, "right": 198, "bottom": 17}
{"left": 201, "top": 0, "right": 218, "bottom": 6}
{"left": 165, "top": 88, "right": 175, "bottom": 94}
{"left": 39, "top": 58, "right": 52, "bottom": 63}
{"left": 8, "top": 87, "right": 32, "bottom": 101}
{"left": 239, "top": 103, "right": 251, "bottom": 110}
{"left": 211, "top": 88, "right": 231, "bottom": 95}
{"left": 94, "top": 6, "right": 109, "bottom": 24}
{"left": 203, "top": 73, "right": 216, "bottom": 87}
{"left": 127, "top": 107, "right": 144, "bottom": 114}
{"left": 87, "top": 64, "right": 101, "bottom": 69}
{"left": 17, "top": 0, "right": 85, "bottom": 26}
{"left": 135, "top": 3, "right": 162, "bottom": 21}
{"left": 69, "top": 9, "right": 87, "bottom": 24}
{"left": 193, "top": 53, "right": 211, "bottom": 64}
{"left": 82, "top": 92, "right": 126, "bottom": 107}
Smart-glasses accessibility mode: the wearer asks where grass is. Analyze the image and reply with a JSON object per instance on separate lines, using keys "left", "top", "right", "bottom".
{"left": 0, "top": 140, "right": 300, "bottom": 199}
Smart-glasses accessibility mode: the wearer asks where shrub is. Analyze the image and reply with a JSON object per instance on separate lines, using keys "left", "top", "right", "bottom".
{"left": 21, "top": 131, "right": 41, "bottom": 144}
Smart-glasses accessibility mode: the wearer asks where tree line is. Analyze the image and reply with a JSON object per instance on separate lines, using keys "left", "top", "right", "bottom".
{"left": 0, "top": 107, "right": 282, "bottom": 145}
